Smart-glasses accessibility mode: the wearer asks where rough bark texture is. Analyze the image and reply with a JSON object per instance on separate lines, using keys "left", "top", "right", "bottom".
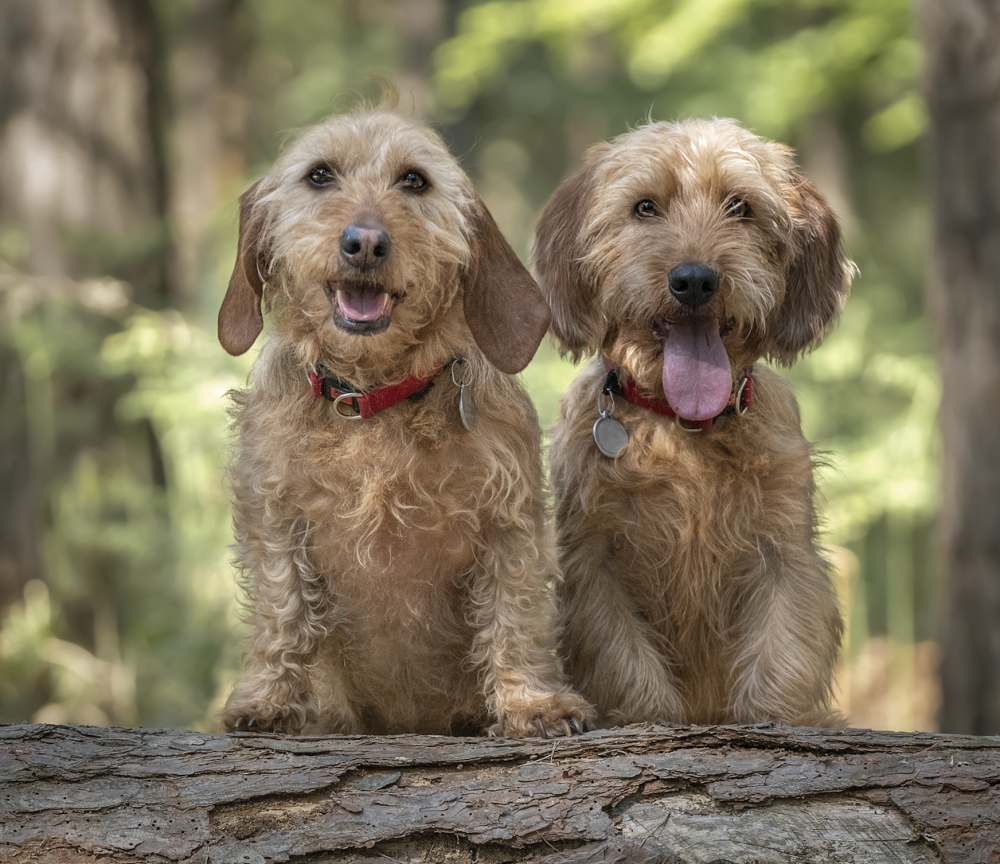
{"left": 922, "top": 0, "right": 1000, "bottom": 735}
{"left": 168, "top": 0, "right": 249, "bottom": 305}
{"left": 1, "top": 722, "right": 998, "bottom": 863}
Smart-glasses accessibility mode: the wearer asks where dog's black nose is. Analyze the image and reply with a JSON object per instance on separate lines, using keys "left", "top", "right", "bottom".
{"left": 668, "top": 262, "right": 719, "bottom": 308}
{"left": 340, "top": 224, "right": 391, "bottom": 269}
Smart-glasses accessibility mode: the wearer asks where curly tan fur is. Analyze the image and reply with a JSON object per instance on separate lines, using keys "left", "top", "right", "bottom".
{"left": 218, "top": 95, "right": 590, "bottom": 737}
{"left": 531, "top": 118, "right": 854, "bottom": 728}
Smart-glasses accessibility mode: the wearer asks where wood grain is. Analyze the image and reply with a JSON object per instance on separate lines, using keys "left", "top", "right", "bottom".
{"left": 1, "top": 722, "right": 998, "bottom": 863}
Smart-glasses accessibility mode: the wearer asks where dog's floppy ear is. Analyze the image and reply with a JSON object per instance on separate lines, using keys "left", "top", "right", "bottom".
{"left": 769, "top": 178, "right": 853, "bottom": 365}
{"left": 530, "top": 162, "right": 602, "bottom": 361}
{"left": 219, "top": 181, "right": 267, "bottom": 356}
{"left": 462, "top": 196, "right": 551, "bottom": 375}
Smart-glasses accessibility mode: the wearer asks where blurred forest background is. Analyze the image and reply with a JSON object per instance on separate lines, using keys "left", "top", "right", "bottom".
{"left": 0, "top": 0, "right": 993, "bottom": 734}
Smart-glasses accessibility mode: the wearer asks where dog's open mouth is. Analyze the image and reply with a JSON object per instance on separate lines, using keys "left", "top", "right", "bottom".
{"left": 325, "top": 281, "right": 401, "bottom": 335}
{"left": 656, "top": 316, "right": 732, "bottom": 421}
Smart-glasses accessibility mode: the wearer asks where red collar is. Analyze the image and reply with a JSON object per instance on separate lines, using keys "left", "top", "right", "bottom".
{"left": 309, "top": 363, "right": 440, "bottom": 419}
{"left": 602, "top": 363, "right": 754, "bottom": 432}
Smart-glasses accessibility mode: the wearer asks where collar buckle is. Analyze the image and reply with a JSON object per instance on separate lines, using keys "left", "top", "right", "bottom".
{"left": 308, "top": 363, "right": 439, "bottom": 420}
{"left": 332, "top": 392, "right": 364, "bottom": 419}
{"left": 734, "top": 367, "right": 754, "bottom": 415}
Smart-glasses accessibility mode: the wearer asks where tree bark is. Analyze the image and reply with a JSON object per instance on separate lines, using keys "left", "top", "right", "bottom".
{"left": 1, "top": 722, "right": 996, "bottom": 863}
{"left": 922, "top": 0, "right": 1000, "bottom": 736}
{"left": 168, "top": 0, "right": 249, "bottom": 306}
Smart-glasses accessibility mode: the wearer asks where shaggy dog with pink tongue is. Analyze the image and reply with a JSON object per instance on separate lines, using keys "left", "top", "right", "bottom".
{"left": 532, "top": 118, "right": 854, "bottom": 727}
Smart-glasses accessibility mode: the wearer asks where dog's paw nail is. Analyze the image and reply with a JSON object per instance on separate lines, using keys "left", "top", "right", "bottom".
{"left": 246, "top": 717, "right": 257, "bottom": 731}
{"left": 533, "top": 717, "right": 549, "bottom": 739}
{"left": 570, "top": 717, "right": 584, "bottom": 736}
{"left": 560, "top": 719, "right": 573, "bottom": 738}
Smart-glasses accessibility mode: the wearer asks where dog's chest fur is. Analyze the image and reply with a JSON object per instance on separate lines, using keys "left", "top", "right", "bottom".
{"left": 230, "top": 343, "right": 540, "bottom": 729}
{"left": 553, "top": 362, "right": 821, "bottom": 711}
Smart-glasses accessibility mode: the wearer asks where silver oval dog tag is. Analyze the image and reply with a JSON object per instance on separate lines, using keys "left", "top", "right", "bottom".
{"left": 593, "top": 415, "right": 628, "bottom": 457}
{"left": 459, "top": 384, "right": 478, "bottom": 431}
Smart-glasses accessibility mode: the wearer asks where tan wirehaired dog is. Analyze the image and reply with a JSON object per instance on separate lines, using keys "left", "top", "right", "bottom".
{"left": 532, "top": 118, "right": 854, "bottom": 728}
{"left": 217, "top": 90, "right": 590, "bottom": 737}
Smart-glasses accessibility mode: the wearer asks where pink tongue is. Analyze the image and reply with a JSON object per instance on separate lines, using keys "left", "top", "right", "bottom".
{"left": 337, "top": 287, "right": 389, "bottom": 321}
{"left": 662, "top": 319, "right": 732, "bottom": 421}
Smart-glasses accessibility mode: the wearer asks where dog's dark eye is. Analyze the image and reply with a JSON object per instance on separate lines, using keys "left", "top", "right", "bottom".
{"left": 307, "top": 165, "right": 337, "bottom": 188}
{"left": 725, "top": 196, "right": 751, "bottom": 219}
{"left": 634, "top": 199, "right": 658, "bottom": 218}
{"left": 399, "top": 171, "right": 428, "bottom": 192}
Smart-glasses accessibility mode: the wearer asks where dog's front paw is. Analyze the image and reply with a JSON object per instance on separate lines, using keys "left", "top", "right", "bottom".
{"left": 490, "top": 690, "right": 594, "bottom": 739}
{"left": 222, "top": 701, "right": 298, "bottom": 734}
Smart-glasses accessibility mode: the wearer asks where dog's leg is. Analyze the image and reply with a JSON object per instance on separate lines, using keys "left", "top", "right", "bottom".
{"left": 730, "top": 542, "right": 844, "bottom": 726}
{"left": 558, "top": 536, "right": 687, "bottom": 727}
{"left": 467, "top": 530, "right": 593, "bottom": 738}
{"left": 222, "top": 517, "right": 357, "bottom": 734}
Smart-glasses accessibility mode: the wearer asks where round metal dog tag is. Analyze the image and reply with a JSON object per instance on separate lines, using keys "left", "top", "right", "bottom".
{"left": 459, "top": 384, "right": 479, "bottom": 431}
{"left": 593, "top": 415, "right": 628, "bottom": 457}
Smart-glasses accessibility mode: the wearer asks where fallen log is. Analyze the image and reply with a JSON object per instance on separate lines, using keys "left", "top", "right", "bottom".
{"left": 1, "top": 722, "right": 997, "bottom": 863}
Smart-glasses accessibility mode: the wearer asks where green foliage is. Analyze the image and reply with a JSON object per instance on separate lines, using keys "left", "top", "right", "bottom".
{"left": 436, "top": 0, "right": 920, "bottom": 140}
{"left": 0, "top": 270, "right": 250, "bottom": 728}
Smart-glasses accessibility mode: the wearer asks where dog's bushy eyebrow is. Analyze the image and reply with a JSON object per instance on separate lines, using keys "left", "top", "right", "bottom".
{"left": 599, "top": 146, "right": 677, "bottom": 198}
{"left": 303, "top": 158, "right": 340, "bottom": 172}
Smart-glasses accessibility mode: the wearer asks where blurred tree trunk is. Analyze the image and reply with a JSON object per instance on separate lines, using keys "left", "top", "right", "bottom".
{"left": 0, "top": 0, "right": 169, "bottom": 294}
{"left": 169, "top": 0, "right": 249, "bottom": 308}
{"left": 0, "top": 0, "right": 167, "bottom": 606}
{"left": 923, "top": 0, "right": 1000, "bottom": 734}
{"left": 391, "top": 0, "right": 449, "bottom": 113}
